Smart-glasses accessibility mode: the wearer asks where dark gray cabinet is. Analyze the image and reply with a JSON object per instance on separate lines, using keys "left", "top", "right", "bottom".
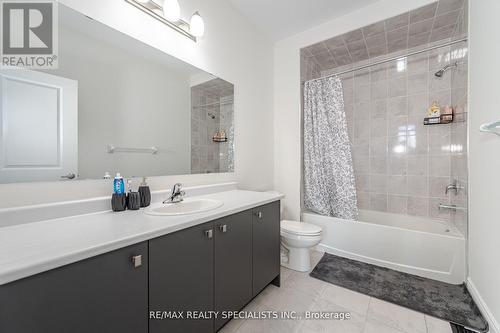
{"left": 148, "top": 201, "right": 280, "bottom": 333}
{"left": 252, "top": 201, "right": 281, "bottom": 296}
{"left": 149, "top": 221, "right": 215, "bottom": 333}
{"left": 0, "top": 242, "right": 148, "bottom": 333}
{"left": 0, "top": 201, "right": 280, "bottom": 333}
{"left": 214, "top": 210, "right": 253, "bottom": 331}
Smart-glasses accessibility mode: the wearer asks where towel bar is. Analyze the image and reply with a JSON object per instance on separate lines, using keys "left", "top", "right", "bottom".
{"left": 107, "top": 144, "right": 158, "bottom": 154}
{"left": 479, "top": 120, "right": 500, "bottom": 136}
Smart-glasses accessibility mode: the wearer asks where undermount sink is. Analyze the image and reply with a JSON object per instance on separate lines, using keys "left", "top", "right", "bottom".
{"left": 145, "top": 198, "right": 223, "bottom": 216}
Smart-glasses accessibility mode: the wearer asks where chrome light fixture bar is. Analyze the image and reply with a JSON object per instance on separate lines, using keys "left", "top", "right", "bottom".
{"left": 125, "top": 0, "right": 199, "bottom": 41}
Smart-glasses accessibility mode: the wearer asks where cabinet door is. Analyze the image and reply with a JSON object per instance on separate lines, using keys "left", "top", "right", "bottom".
{"left": 252, "top": 201, "right": 281, "bottom": 296}
{"left": 214, "top": 210, "right": 253, "bottom": 331}
{"left": 0, "top": 242, "right": 148, "bottom": 333}
{"left": 149, "top": 222, "right": 215, "bottom": 333}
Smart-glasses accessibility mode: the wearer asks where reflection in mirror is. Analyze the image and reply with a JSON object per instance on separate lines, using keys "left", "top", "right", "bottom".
{"left": 0, "top": 4, "right": 234, "bottom": 184}
{"left": 191, "top": 78, "right": 234, "bottom": 174}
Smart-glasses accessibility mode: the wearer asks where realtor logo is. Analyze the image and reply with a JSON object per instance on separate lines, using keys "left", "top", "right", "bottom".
{"left": 1, "top": 0, "right": 58, "bottom": 68}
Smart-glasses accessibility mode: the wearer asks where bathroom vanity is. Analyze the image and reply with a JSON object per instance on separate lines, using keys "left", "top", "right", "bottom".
{"left": 0, "top": 3, "right": 280, "bottom": 332}
{"left": 0, "top": 190, "right": 282, "bottom": 333}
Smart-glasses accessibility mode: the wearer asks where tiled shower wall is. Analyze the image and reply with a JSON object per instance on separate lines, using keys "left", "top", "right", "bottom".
{"left": 300, "top": 0, "right": 468, "bottom": 230}
{"left": 316, "top": 43, "right": 468, "bottom": 224}
{"left": 450, "top": 1, "right": 468, "bottom": 235}
{"left": 191, "top": 80, "right": 234, "bottom": 174}
{"left": 301, "top": 52, "right": 322, "bottom": 82}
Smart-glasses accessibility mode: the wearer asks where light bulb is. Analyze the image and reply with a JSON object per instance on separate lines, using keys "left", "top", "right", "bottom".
{"left": 162, "top": 0, "right": 180, "bottom": 22}
{"left": 190, "top": 11, "right": 205, "bottom": 37}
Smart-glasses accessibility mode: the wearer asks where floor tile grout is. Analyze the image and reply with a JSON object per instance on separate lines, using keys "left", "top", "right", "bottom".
{"left": 226, "top": 251, "right": 452, "bottom": 333}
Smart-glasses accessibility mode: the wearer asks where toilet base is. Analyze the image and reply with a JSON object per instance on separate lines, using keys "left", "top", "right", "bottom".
{"left": 280, "top": 247, "right": 311, "bottom": 272}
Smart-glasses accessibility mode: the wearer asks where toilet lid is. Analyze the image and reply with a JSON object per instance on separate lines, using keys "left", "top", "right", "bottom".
{"left": 281, "top": 220, "right": 322, "bottom": 236}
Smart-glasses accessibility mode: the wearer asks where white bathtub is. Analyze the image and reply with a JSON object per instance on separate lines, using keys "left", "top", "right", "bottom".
{"left": 303, "top": 210, "right": 466, "bottom": 284}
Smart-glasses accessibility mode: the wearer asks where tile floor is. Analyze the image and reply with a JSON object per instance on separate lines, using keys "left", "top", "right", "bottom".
{"left": 220, "top": 251, "right": 453, "bottom": 333}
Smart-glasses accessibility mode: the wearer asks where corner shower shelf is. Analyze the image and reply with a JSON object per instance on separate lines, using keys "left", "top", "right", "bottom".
{"left": 423, "top": 114, "right": 454, "bottom": 125}
{"left": 212, "top": 138, "right": 228, "bottom": 143}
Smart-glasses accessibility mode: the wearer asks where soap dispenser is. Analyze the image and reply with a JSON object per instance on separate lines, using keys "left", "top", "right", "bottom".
{"left": 138, "top": 177, "right": 151, "bottom": 207}
{"left": 126, "top": 179, "right": 141, "bottom": 210}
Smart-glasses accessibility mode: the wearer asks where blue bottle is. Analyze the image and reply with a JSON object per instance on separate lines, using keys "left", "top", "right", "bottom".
{"left": 113, "top": 173, "right": 125, "bottom": 194}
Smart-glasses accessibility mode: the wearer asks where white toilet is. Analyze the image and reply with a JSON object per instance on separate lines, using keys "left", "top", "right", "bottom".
{"left": 280, "top": 220, "right": 322, "bottom": 272}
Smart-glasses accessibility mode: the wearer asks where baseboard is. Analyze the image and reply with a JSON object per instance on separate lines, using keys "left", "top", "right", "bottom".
{"left": 467, "top": 278, "right": 499, "bottom": 333}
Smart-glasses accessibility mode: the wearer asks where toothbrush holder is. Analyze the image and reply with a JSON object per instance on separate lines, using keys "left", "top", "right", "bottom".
{"left": 111, "top": 193, "right": 127, "bottom": 212}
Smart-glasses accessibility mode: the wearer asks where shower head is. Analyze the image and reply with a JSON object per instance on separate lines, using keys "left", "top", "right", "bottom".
{"left": 434, "top": 61, "right": 460, "bottom": 78}
{"left": 207, "top": 112, "right": 216, "bottom": 119}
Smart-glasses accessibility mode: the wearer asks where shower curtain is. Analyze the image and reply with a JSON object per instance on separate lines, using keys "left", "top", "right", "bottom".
{"left": 303, "top": 76, "right": 358, "bottom": 220}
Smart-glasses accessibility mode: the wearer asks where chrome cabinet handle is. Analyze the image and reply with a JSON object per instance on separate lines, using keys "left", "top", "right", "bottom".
{"left": 255, "top": 212, "right": 263, "bottom": 219}
{"left": 132, "top": 255, "right": 142, "bottom": 268}
{"left": 218, "top": 224, "right": 227, "bottom": 233}
{"left": 205, "top": 229, "right": 213, "bottom": 239}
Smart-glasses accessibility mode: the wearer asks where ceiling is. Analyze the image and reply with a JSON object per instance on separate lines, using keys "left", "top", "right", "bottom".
{"left": 228, "top": 0, "right": 381, "bottom": 41}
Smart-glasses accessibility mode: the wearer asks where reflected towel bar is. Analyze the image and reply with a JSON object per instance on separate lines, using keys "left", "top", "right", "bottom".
{"left": 438, "top": 204, "right": 467, "bottom": 211}
{"left": 107, "top": 145, "right": 159, "bottom": 154}
{"left": 479, "top": 120, "right": 500, "bottom": 136}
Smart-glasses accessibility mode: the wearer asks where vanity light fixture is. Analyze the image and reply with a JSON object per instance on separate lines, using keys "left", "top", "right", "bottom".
{"left": 125, "top": 0, "right": 204, "bottom": 41}
{"left": 190, "top": 11, "right": 205, "bottom": 37}
{"left": 162, "top": 0, "right": 180, "bottom": 22}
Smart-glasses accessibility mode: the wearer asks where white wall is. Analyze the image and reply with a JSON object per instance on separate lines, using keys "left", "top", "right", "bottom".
{"left": 273, "top": 0, "right": 435, "bottom": 220}
{"left": 0, "top": 0, "right": 274, "bottom": 208}
{"left": 468, "top": 0, "right": 500, "bottom": 331}
{"left": 55, "top": 26, "right": 191, "bottom": 179}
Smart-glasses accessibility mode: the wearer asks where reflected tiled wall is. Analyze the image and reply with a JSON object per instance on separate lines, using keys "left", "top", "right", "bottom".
{"left": 219, "top": 95, "right": 235, "bottom": 172}
{"left": 319, "top": 43, "right": 468, "bottom": 222}
{"left": 191, "top": 79, "right": 234, "bottom": 174}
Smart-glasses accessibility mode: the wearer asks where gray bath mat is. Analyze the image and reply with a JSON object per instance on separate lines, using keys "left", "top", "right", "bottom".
{"left": 310, "top": 253, "right": 488, "bottom": 332}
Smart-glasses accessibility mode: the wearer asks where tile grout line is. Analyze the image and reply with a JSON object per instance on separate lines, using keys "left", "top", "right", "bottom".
{"left": 362, "top": 296, "right": 373, "bottom": 332}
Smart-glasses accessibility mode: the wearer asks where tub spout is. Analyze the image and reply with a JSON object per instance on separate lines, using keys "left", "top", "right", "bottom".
{"left": 445, "top": 181, "right": 464, "bottom": 195}
{"left": 438, "top": 204, "right": 467, "bottom": 211}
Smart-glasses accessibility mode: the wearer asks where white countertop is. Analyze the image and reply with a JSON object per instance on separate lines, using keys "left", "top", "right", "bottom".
{"left": 0, "top": 190, "right": 283, "bottom": 285}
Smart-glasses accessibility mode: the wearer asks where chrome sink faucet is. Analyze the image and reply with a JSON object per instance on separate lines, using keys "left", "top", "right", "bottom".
{"left": 163, "top": 183, "right": 185, "bottom": 204}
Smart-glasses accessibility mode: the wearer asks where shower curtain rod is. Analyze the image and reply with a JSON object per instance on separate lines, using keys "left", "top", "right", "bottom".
{"left": 304, "top": 37, "right": 468, "bottom": 84}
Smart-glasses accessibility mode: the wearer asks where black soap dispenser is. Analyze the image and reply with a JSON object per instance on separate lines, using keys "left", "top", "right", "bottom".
{"left": 126, "top": 179, "right": 141, "bottom": 210}
{"left": 138, "top": 177, "right": 151, "bottom": 208}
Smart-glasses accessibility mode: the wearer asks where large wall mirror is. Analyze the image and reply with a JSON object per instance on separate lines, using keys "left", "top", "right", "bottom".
{"left": 0, "top": 4, "right": 234, "bottom": 184}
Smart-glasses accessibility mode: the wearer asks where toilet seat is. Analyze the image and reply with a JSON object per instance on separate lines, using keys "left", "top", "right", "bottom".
{"left": 281, "top": 220, "right": 322, "bottom": 236}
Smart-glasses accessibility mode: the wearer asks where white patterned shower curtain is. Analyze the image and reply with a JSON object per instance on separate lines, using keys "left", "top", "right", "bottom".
{"left": 303, "top": 76, "right": 358, "bottom": 220}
